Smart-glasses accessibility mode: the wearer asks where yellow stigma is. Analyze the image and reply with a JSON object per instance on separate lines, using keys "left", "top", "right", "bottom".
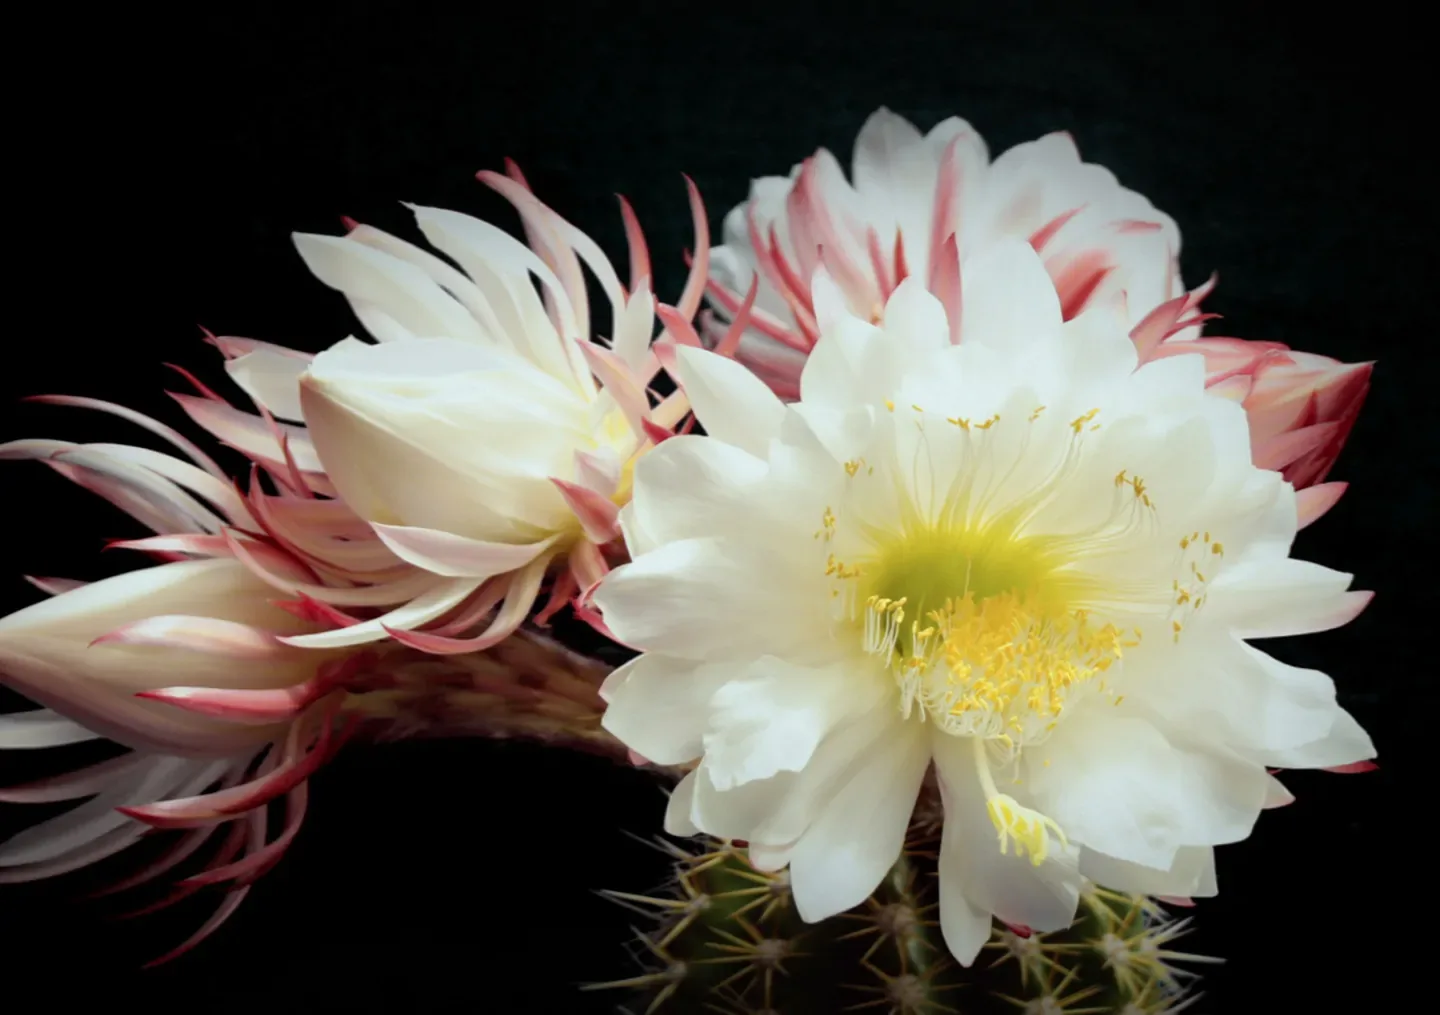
{"left": 974, "top": 738, "right": 1069, "bottom": 866}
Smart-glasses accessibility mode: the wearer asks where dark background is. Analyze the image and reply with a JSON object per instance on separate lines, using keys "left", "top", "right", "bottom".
{"left": 1, "top": 2, "right": 1431, "bottom": 1011}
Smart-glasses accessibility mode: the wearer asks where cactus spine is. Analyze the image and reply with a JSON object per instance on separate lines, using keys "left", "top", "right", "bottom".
{"left": 589, "top": 827, "right": 1214, "bottom": 1014}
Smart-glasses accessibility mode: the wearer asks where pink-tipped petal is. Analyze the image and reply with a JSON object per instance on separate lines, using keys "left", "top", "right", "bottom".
{"left": 616, "top": 194, "right": 651, "bottom": 295}
{"left": 930, "top": 233, "right": 963, "bottom": 345}
{"left": 641, "top": 418, "right": 676, "bottom": 445}
{"left": 578, "top": 341, "right": 651, "bottom": 438}
{"left": 141, "top": 885, "right": 253, "bottom": 969}
{"left": 383, "top": 555, "right": 545, "bottom": 655}
{"left": 1324, "top": 760, "right": 1378, "bottom": 774}
{"left": 137, "top": 684, "right": 321, "bottom": 724}
{"left": 119, "top": 720, "right": 335, "bottom": 830}
{"left": 1296, "top": 481, "right": 1348, "bottom": 529}
{"left": 653, "top": 303, "right": 705, "bottom": 348}
{"left": 550, "top": 478, "right": 621, "bottom": 544}
{"left": 1252, "top": 421, "right": 1340, "bottom": 473}
{"left": 675, "top": 174, "right": 710, "bottom": 322}
{"left": 182, "top": 783, "right": 308, "bottom": 888}
{"left": 713, "top": 274, "right": 760, "bottom": 360}
{"left": 371, "top": 523, "right": 558, "bottom": 580}
{"left": 24, "top": 395, "right": 228, "bottom": 481}
{"left": 21, "top": 576, "right": 88, "bottom": 597}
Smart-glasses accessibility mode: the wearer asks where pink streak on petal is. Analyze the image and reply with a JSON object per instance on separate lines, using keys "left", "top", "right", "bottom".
{"left": 91, "top": 615, "right": 289, "bottom": 660}
{"left": 866, "top": 228, "right": 894, "bottom": 301}
{"left": 925, "top": 138, "right": 962, "bottom": 294}
{"left": 1157, "top": 895, "right": 1196, "bottom": 907}
{"left": 930, "top": 233, "right": 963, "bottom": 345}
{"left": 1027, "top": 206, "right": 1085, "bottom": 254}
{"left": 713, "top": 274, "right": 760, "bottom": 360}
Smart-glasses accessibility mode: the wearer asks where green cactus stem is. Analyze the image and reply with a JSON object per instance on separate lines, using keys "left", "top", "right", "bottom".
{"left": 587, "top": 828, "right": 1215, "bottom": 1015}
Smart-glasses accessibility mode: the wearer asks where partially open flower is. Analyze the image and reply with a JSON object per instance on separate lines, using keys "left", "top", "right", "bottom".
{"left": 0, "top": 557, "right": 355, "bottom": 964}
{"left": 702, "top": 109, "right": 1371, "bottom": 523}
{"left": 0, "top": 405, "right": 372, "bottom": 962}
{"left": 594, "top": 243, "right": 1375, "bottom": 967}
{"left": 285, "top": 165, "right": 709, "bottom": 653}
{"left": 705, "top": 107, "right": 1186, "bottom": 399}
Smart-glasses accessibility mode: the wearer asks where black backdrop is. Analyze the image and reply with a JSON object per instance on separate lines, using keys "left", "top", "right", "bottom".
{"left": 1, "top": 3, "right": 1431, "bottom": 1011}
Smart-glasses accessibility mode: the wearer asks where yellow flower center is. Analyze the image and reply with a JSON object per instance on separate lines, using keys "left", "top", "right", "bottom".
{"left": 853, "top": 521, "right": 1135, "bottom": 747}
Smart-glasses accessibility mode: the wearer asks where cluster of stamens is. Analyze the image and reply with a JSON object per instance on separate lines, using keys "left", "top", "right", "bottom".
{"left": 1168, "top": 531, "right": 1223, "bottom": 643}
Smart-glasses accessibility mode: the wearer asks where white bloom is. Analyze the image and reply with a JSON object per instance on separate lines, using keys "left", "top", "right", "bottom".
{"left": 594, "top": 243, "right": 1374, "bottom": 964}
{"left": 705, "top": 107, "right": 1192, "bottom": 398}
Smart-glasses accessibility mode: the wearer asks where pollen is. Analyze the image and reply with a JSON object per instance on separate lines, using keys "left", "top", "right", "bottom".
{"left": 1069, "top": 408, "right": 1100, "bottom": 433}
{"left": 873, "top": 586, "right": 1131, "bottom": 743}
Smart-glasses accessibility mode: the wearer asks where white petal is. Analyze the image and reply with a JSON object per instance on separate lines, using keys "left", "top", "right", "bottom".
{"left": 600, "top": 654, "right": 732, "bottom": 766}
{"left": 293, "top": 233, "right": 487, "bottom": 344}
{"left": 1079, "top": 845, "right": 1218, "bottom": 898}
{"left": 1126, "top": 634, "right": 1344, "bottom": 755}
{"left": 622, "top": 435, "right": 768, "bottom": 557}
{"left": 959, "top": 241, "right": 1062, "bottom": 349}
{"left": 675, "top": 345, "right": 785, "bottom": 458}
{"left": 1204, "top": 558, "right": 1368, "bottom": 639}
{"left": 938, "top": 875, "right": 996, "bottom": 967}
{"left": 788, "top": 722, "right": 930, "bottom": 922}
{"left": 688, "top": 704, "right": 903, "bottom": 846}
{"left": 225, "top": 347, "right": 309, "bottom": 421}
{"left": 370, "top": 524, "right": 558, "bottom": 579}
{"left": 882, "top": 278, "right": 951, "bottom": 355}
{"left": 593, "top": 537, "right": 826, "bottom": 661}
{"left": 703, "top": 657, "right": 883, "bottom": 791}
{"left": 663, "top": 770, "right": 700, "bottom": 836}
{"left": 1027, "top": 710, "right": 1269, "bottom": 867}
{"left": 1253, "top": 705, "right": 1375, "bottom": 769}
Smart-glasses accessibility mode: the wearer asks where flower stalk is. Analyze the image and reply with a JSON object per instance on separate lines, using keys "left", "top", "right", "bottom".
{"left": 338, "top": 629, "right": 644, "bottom": 767}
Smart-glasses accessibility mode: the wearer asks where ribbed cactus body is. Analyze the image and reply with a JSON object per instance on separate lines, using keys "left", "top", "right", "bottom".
{"left": 590, "top": 830, "right": 1212, "bottom": 1014}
